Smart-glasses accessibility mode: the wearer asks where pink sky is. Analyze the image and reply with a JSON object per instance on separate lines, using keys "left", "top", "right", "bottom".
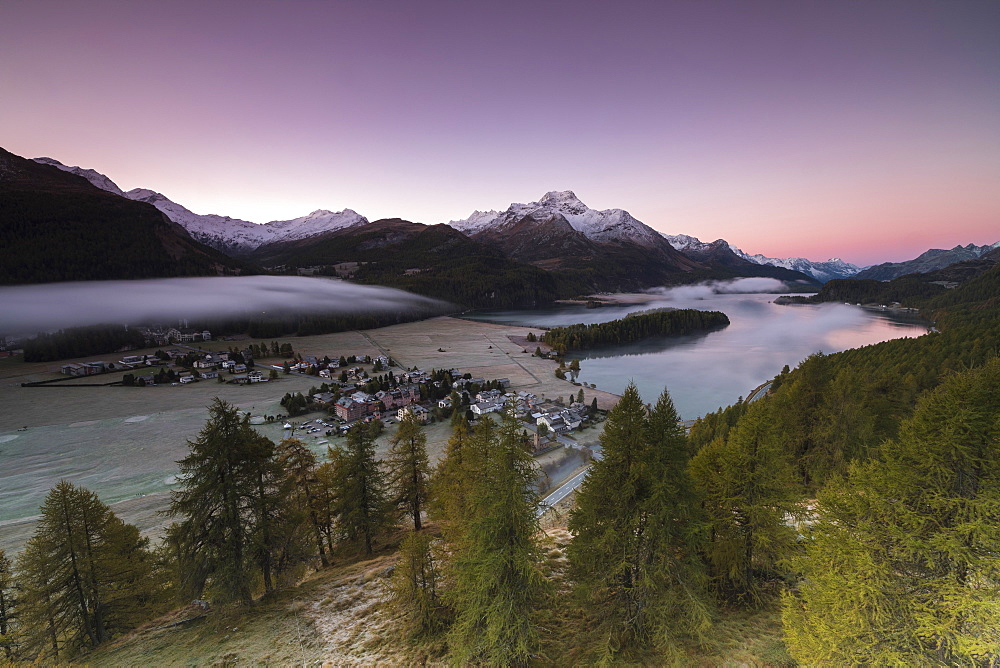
{"left": 2, "top": 0, "right": 997, "bottom": 266}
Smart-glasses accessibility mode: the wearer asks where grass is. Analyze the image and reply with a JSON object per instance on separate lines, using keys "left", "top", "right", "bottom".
{"left": 80, "top": 510, "right": 796, "bottom": 668}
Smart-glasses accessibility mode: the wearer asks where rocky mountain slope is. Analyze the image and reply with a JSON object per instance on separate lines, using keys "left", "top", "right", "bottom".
{"left": 853, "top": 243, "right": 1000, "bottom": 281}
{"left": 663, "top": 233, "right": 860, "bottom": 283}
{"left": 2, "top": 148, "right": 253, "bottom": 284}
{"left": 448, "top": 191, "right": 815, "bottom": 289}
{"left": 32, "top": 158, "right": 369, "bottom": 255}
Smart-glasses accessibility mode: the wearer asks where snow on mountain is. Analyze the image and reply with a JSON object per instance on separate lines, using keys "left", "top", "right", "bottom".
{"left": 30, "top": 156, "right": 370, "bottom": 255}
{"left": 733, "top": 250, "right": 860, "bottom": 283}
{"left": 33, "top": 157, "right": 125, "bottom": 196}
{"left": 663, "top": 233, "right": 860, "bottom": 282}
{"left": 449, "top": 190, "right": 667, "bottom": 248}
{"left": 853, "top": 243, "right": 1000, "bottom": 281}
{"left": 125, "top": 188, "right": 368, "bottom": 254}
{"left": 265, "top": 209, "right": 369, "bottom": 240}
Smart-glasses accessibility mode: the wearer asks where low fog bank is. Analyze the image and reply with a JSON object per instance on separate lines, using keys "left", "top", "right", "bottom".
{"left": 645, "top": 277, "right": 795, "bottom": 300}
{"left": 0, "top": 276, "right": 451, "bottom": 336}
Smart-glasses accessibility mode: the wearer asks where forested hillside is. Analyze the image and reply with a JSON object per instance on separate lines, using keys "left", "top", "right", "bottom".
{"left": 4, "top": 261, "right": 998, "bottom": 665}
{"left": 0, "top": 148, "right": 256, "bottom": 284}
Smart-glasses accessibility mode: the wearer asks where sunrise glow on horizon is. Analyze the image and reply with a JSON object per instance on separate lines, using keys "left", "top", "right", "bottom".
{"left": 3, "top": 0, "right": 998, "bottom": 267}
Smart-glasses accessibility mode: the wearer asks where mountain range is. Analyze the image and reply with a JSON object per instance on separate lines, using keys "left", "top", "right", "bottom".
{"left": 11, "top": 150, "right": 997, "bottom": 301}
{"left": 853, "top": 243, "right": 1000, "bottom": 281}
{"left": 0, "top": 149, "right": 252, "bottom": 284}
{"left": 28, "top": 157, "right": 828, "bottom": 284}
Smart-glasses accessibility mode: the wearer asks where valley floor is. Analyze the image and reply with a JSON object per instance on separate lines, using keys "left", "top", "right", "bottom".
{"left": 0, "top": 316, "right": 617, "bottom": 554}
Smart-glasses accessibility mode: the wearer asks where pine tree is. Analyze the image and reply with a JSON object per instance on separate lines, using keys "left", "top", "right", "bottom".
{"left": 447, "top": 409, "right": 548, "bottom": 666}
{"left": 783, "top": 359, "right": 1000, "bottom": 665}
{"left": 688, "top": 398, "right": 800, "bottom": 606}
{"left": 169, "top": 398, "right": 280, "bottom": 604}
{"left": 391, "top": 531, "right": 448, "bottom": 637}
{"left": 15, "top": 482, "right": 164, "bottom": 659}
{"left": 0, "top": 549, "right": 17, "bottom": 660}
{"left": 644, "top": 389, "right": 713, "bottom": 651}
{"left": 276, "top": 438, "right": 330, "bottom": 567}
{"left": 387, "top": 415, "right": 431, "bottom": 531}
{"left": 429, "top": 415, "right": 473, "bottom": 543}
{"left": 568, "top": 385, "right": 710, "bottom": 660}
{"left": 330, "top": 423, "right": 392, "bottom": 555}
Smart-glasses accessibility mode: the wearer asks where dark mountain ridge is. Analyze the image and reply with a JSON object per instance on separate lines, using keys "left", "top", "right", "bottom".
{"left": 0, "top": 147, "right": 255, "bottom": 284}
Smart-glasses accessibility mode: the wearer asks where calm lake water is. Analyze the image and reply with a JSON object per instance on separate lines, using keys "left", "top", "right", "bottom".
{"left": 462, "top": 291, "right": 929, "bottom": 419}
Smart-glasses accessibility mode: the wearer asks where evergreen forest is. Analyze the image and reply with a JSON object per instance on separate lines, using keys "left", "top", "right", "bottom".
{"left": 541, "top": 308, "right": 730, "bottom": 352}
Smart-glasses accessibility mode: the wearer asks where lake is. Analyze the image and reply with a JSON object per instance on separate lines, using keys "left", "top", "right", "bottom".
{"left": 461, "top": 290, "right": 929, "bottom": 419}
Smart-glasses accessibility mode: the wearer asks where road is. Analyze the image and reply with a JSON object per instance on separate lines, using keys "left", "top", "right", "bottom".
{"left": 536, "top": 467, "right": 590, "bottom": 518}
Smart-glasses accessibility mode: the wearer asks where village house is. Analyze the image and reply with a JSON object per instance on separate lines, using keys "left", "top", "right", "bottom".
{"left": 248, "top": 370, "right": 266, "bottom": 383}
{"left": 438, "top": 396, "right": 453, "bottom": 409}
{"left": 397, "top": 404, "right": 430, "bottom": 423}
{"left": 471, "top": 399, "right": 504, "bottom": 416}
{"left": 335, "top": 396, "right": 376, "bottom": 422}
{"left": 119, "top": 355, "right": 147, "bottom": 368}
{"left": 60, "top": 363, "right": 91, "bottom": 376}
{"left": 312, "top": 391, "right": 337, "bottom": 406}
{"left": 201, "top": 370, "right": 219, "bottom": 379}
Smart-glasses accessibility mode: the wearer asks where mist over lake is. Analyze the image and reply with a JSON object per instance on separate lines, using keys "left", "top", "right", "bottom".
{"left": 462, "top": 285, "right": 929, "bottom": 419}
{"left": 0, "top": 275, "right": 451, "bottom": 337}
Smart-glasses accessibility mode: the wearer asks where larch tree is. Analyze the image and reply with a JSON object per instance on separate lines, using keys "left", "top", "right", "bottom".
{"left": 428, "top": 415, "right": 473, "bottom": 544}
{"left": 783, "top": 359, "right": 1000, "bottom": 665}
{"left": 330, "top": 422, "right": 392, "bottom": 555}
{"left": 276, "top": 438, "right": 329, "bottom": 567}
{"left": 688, "top": 398, "right": 800, "bottom": 607}
{"left": 568, "top": 384, "right": 711, "bottom": 661}
{"left": 391, "top": 530, "right": 448, "bottom": 638}
{"left": 168, "top": 398, "right": 281, "bottom": 604}
{"left": 447, "top": 408, "right": 548, "bottom": 666}
{"left": 387, "top": 414, "right": 431, "bottom": 531}
{"left": 0, "top": 548, "right": 17, "bottom": 660}
{"left": 15, "top": 482, "right": 163, "bottom": 659}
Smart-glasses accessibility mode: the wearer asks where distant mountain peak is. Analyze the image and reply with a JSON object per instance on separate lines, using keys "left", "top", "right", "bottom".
{"left": 854, "top": 242, "right": 1000, "bottom": 281}
{"left": 450, "top": 190, "right": 667, "bottom": 249}
{"left": 32, "top": 157, "right": 125, "bottom": 196}
{"left": 539, "top": 190, "right": 587, "bottom": 212}
{"left": 32, "top": 156, "right": 372, "bottom": 255}
{"left": 662, "top": 233, "right": 860, "bottom": 283}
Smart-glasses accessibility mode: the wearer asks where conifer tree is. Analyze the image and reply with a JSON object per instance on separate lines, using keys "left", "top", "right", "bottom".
{"left": 688, "top": 398, "right": 800, "bottom": 606}
{"left": 644, "top": 389, "right": 713, "bottom": 649}
{"left": 429, "top": 415, "right": 473, "bottom": 543}
{"left": 391, "top": 530, "right": 448, "bottom": 637}
{"left": 276, "top": 438, "right": 329, "bottom": 566}
{"left": 387, "top": 414, "right": 431, "bottom": 531}
{"left": 330, "top": 422, "right": 392, "bottom": 555}
{"left": 169, "top": 398, "right": 280, "bottom": 604}
{"left": 0, "top": 549, "right": 17, "bottom": 660}
{"left": 447, "top": 409, "right": 548, "bottom": 666}
{"left": 783, "top": 359, "right": 1000, "bottom": 665}
{"left": 15, "top": 482, "right": 163, "bottom": 658}
{"left": 569, "top": 385, "right": 710, "bottom": 660}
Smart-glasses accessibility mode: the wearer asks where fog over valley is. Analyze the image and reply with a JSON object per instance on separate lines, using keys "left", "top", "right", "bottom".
{"left": 0, "top": 275, "right": 450, "bottom": 337}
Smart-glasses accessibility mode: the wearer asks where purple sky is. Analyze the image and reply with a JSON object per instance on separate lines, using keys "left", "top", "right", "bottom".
{"left": 3, "top": 0, "right": 998, "bottom": 265}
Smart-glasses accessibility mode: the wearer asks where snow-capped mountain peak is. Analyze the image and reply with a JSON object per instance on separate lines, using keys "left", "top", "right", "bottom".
{"left": 33, "top": 157, "right": 125, "bottom": 196}
{"left": 32, "top": 156, "right": 371, "bottom": 255}
{"left": 449, "top": 191, "right": 667, "bottom": 248}
{"left": 538, "top": 190, "right": 588, "bottom": 214}
{"left": 264, "top": 208, "right": 368, "bottom": 238}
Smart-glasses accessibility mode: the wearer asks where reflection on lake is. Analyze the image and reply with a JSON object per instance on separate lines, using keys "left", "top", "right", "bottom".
{"left": 462, "top": 292, "right": 929, "bottom": 419}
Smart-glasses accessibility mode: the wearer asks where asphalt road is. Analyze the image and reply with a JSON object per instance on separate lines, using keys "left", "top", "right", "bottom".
{"left": 537, "top": 467, "right": 590, "bottom": 518}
